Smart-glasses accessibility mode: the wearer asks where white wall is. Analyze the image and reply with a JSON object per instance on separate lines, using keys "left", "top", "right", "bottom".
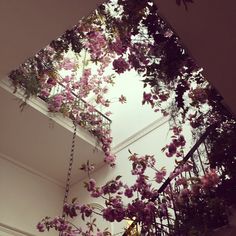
{"left": 0, "top": 156, "right": 64, "bottom": 236}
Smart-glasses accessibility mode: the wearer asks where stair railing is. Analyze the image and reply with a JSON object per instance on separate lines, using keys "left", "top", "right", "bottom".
{"left": 123, "top": 124, "right": 216, "bottom": 236}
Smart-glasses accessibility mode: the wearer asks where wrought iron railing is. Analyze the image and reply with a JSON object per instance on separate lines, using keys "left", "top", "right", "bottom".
{"left": 38, "top": 73, "right": 112, "bottom": 137}
{"left": 123, "top": 125, "right": 220, "bottom": 236}
{"left": 9, "top": 61, "right": 112, "bottom": 137}
{"left": 52, "top": 80, "right": 110, "bottom": 124}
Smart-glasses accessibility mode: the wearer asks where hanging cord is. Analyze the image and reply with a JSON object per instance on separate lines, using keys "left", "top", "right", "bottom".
{"left": 62, "top": 122, "right": 77, "bottom": 218}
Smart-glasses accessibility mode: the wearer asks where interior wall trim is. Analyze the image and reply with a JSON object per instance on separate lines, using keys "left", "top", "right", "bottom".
{"left": 112, "top": 116, "right": 169, "bottom": 154}
{"left": 0, "top": 222, "right": 36, "bottom": 236}
{"left": 0, "top": 152, "right": 64, "bottom": 188}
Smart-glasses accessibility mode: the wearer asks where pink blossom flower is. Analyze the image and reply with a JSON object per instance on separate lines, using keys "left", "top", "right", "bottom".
{"left": 45, "top": 45, "right": 54, "bottom": 53}
{"left": 168, "top": 143, "right": 177, "bottom": 154}
{"left": 201, "top": 169, "right": 220, "bottom": 188}
{"left": 63, "top": 202, "right": 79, "bottom": 218}
{"left": 176, "top": 177, "right": 188, "bottom": 186}
{"left": 36, "top": 222, "right": 45, "bottom": 232}
{"left": 173, "top": 126, "right": 182, "bottom": 135}
{"left": 90, "top": 188, "right": 102, "bottom": 198}
{"left": 124, "top": 187, "right": 133, "bottom": 198}
{"left": 112, "top": 57, "right": 130, "bottom": 74}
{"left": 63, "top": 75, "right": 72, "bottom": 84}
{"left": 48, "top": 94, "right": 64, "bottom": 112}
{"left": 103, "top": 76, "right": 114, "bottom": 84}
{"left": 66, "top": 91, "right": 74, "bottom": 102}
{"left": 118, "top": 95, "right": 127, "bottom": 104}
{"left": 155, "top": 168, "right": 167, "bottom": 183}
{"left": 188, "top": 87, "right": 208, "bottom": 104}
{"left": 87, "top": 105, "right": 95, "bottom": 113}
{"left": 178, "top": 135, "right": 186, "bottom": 146}
{"left": 40, "top": 89, "right": 50, "bottom": 98}
{"left": 80, "top": 204, "right": 93, "bottom": 217}
{"left": 60, "top": 58, "right": 76, "bottom": 70}
{"left": 158, "top": 92, "right": 169, "bottom": 101}
{"left": 102, "top": 87, "right": 108, "bottom": 94}
{"left": 104, "top": 154, "right": 116, "bottom": 166}
{"left": 86, "top": 178, "right": 96, "bottom": 192}
{"left": 164, "top": 29, "right": 173, "bottom": 38}
{"left": 83, "top": 68, "right": 92, "bottom": 78}
{"left": 142, "top": 92, "right": 154, "bottom": 107}
{"left": 86, "top": 31, "right": 107, "bottom": 60}
{"left": 102, "top": 207, "right": 115, "bottom": 222}
{"left": 100, "top": 56, "right": 112, "bottom": 67}
{"left": 110, "top": 38, "right": 127, "bottom": 55}
{"left": 72, "top": 81, "right": 80, "bottom": 89}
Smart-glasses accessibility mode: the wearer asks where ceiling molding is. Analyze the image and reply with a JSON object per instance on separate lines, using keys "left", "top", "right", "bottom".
{"left": 0, "top": 152, "right": 64, "bottom": 188}
{"left": 112, "top": 116, "right": 169, "bottom": 154}
{"left": 0, "top": 222, "right": 37, "bottom": 236}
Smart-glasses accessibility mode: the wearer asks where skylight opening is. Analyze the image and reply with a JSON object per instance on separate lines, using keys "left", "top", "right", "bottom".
{"left": 8, "top": 0, "right": 226, "bottom": 167}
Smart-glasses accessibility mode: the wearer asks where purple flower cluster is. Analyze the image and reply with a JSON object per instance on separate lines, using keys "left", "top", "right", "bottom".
{"left": 162, "top": 127, "right": 186, "bottom": 158}
{"left": 110, "top": 38, "right": 127, "bottom": 55}
{"left": 38, "top": 150, "right": 222, "bottom": 236}
{"left": 37, "top": 217, "right": 78, "bottom": 236}
{"left": 155, "top": 168, "right": 167, "bottom": 183}
{"left": 112, "top": 57, "right": 130, "bottom": 74}
{"left": 48, "top": 94, "right": 65, "bottom": 112}
{"left": 85, "top": 31, "right": 107, "bottom": 60}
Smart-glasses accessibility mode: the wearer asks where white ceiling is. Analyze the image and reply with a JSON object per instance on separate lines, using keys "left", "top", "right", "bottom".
{"left": 0, "top": 0, "right": 235, "bottom": 187}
